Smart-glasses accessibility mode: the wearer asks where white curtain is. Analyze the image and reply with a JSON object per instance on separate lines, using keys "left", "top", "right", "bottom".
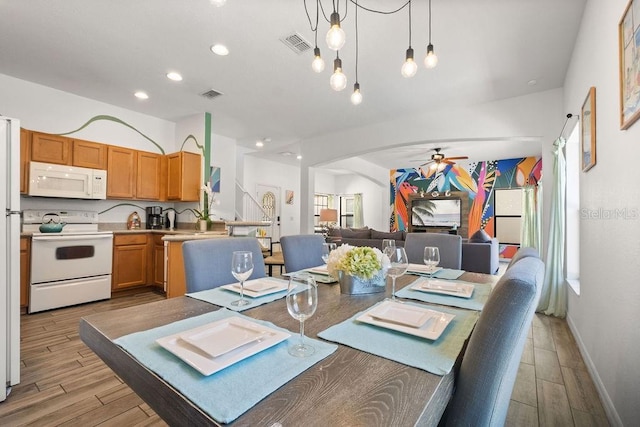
{"left": 538, "top": 138, "right": 567, "bottom": 317}
{"left": 353, "top": 193, "right": 364, "bottom": 227}
{"left": 521, "top": 184, "right": 542, "bottom": 251}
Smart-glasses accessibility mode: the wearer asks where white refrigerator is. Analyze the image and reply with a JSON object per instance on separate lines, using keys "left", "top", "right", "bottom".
{"left": 1, "top": 116, "right": 20, "bottom": 401}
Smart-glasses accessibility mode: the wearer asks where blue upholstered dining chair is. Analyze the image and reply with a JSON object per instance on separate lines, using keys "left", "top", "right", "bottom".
{"left": 182, "top": 237, "right": 266, "bottom": 293}
{"left": 506, "top": 246, "right": 540, "bottom": 270}
{"left": 404, "top": 233, "right": 463, "bottom": 269}
{"left": 280, "top": 234, "right": 325, "bottom": 273}
{"left": 441, "top": 256, "right": 545, "bottom": 427}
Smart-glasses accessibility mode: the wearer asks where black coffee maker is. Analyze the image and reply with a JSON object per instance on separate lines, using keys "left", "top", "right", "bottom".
{"left": 146, "top": 206, "right": 163, "bottom": 229}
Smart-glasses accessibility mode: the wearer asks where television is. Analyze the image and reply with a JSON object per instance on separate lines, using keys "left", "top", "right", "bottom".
{"left": 411, "top": 198, "right": 461, "bottom": 228}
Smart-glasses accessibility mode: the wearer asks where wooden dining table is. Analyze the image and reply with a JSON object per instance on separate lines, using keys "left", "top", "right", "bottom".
{"left": 79, "top": 272, "right": 498, "bottom": 426}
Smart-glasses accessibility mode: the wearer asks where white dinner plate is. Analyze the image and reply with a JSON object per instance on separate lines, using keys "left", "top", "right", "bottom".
{"left": 406, "top": 263, "right": 443, "bottom": 275}
{"left": 284, "top": 270, "right": 338, "bottom": 284}
{"left": 368, "top": 301, "right": 432, "bottom": 327}
{"left": 220, "top": 278, "right": 288, "bottom": 298}
{"left": 156, "top": 316, "right": 290, "bottom": 376}
{"left": 356, "top": 300, "right": 455, "bottom": 340}
{"left": 308, "top": 265, "right": 329, "bottom": 275}
{"left": 411, "top": 278, "right": 474, "bottom": 299}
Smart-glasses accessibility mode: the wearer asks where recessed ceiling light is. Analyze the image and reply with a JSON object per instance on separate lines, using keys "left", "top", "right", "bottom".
{"left": 211, "top": 44, "right": 229, "bottom": 56}
{"left": 134, "top": 91, "right": 149, "bottom": 99}
{"left": 166, "top": 72, "right": 183, "bottom": 81}
{"left": 210, "top": 0, "right": 226, "bottom": 6}
{"left": 256, "top": 140, "right": 264, "bottom": 147}
{"left": 296, "top": 155, "right": 302, "bottom": 160}
{"left": 527, "top": 79, "right": 537, "bottom": 86}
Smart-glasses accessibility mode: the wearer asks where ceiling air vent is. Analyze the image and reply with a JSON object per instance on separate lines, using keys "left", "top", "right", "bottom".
{"left": 200, "top": 89, "right": 223, "bottom": 100}
{"left": 281, "top": 32, "right": 312, "bottom": 54}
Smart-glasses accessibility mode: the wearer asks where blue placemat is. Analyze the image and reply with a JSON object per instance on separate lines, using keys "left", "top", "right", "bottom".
{"left": 187, "top": 278, "right": 292, "bottom": 311}
{"left": 114, "top": 309, "right": 337, "bottom": 424}
{"left": 318, "top": 301, "right": 478, "bottom": 375}
{"left": 396, "top": 277, "right": 492, "bottom": 311}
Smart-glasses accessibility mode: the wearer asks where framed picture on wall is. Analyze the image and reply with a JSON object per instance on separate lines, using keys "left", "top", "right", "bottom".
{"left": 581, "top": 87, "right": 596, "bottom": 172}
{"left": 619, "top": 0, "right": 640, "bottom": 129}
{"left": 210, "top": 166, "right": 221, "bottom": 192}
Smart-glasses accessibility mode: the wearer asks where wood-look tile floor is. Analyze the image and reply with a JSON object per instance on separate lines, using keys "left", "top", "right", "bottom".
{"left": 0, "top": 290, "right": 609, "bottom": 426}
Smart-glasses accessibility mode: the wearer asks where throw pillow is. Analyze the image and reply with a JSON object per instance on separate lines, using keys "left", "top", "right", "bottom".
{"left": 328, "top": 227, "right": 342, "bottom": 237}
{"left": 341, "top": 228, "right": 371, "bottom": 239}
{"left": 370, "top": 230, "right": 404, "bottom": 241}
{"left": 469, "top": 229, "right": 492, "bottom": 243}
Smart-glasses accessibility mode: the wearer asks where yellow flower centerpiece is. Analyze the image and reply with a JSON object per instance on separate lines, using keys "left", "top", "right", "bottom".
{"left": 327, "top": 245, "right": 390, "bottom": 295}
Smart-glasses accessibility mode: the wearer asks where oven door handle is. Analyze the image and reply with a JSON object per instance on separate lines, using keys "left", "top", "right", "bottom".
{"left": 32, "top": 234, "right": 113, "bottom": 242}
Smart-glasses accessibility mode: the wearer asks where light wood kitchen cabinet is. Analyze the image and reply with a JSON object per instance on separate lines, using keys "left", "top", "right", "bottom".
{"left": 136, "top": 150, "right": 162, "bottom": 200}
{"left": 30, "top": 131, "right": 71, "bottom": 165}
{"left": 107, "top": 145, "right": 136, "bottom": 199}
{"left": 112, "top": 233, "right": 148, "bottom": 290}
{"left": 20, "top": 237, "right": 30, "bottom": 308}
{"left": 20, "top": 128, "right": 30, "bottom": 194}
{"left": 72, "top": 138, "right": 107, "bottom": 169}
{"left": 167, "top": 151, "right": 201, "bottom": 201}
{"left": 165, "top": 241, "right": 187, "bottom": 298}
{"left": 152, "top": 234, "right": 165, "bottom": 289}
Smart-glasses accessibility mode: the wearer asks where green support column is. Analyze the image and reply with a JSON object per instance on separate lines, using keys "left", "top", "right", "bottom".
{"left": 204, "top": 112, "right": 211, "bottom": 176}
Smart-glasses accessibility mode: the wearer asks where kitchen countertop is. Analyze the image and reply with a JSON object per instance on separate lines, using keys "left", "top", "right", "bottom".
{"left": 20, "top": 223, "right": 230, "bottom": 238}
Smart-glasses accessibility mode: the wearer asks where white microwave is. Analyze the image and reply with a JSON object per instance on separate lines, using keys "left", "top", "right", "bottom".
{"left": 28, "top": 161, "right": 107, "bottom": 200}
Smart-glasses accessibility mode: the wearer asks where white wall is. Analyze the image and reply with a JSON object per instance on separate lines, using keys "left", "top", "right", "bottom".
{"left": 314, "top": 170, "right": 337, "bottom": 195}
{"left": 0, "top": 74, "right": 184, "bottom": 224}
{"left": 242, "top": 155, "right": 301, "bottom": 238}
{"left": 298, "top": 89, "right": 564, "bottom": 245}
{"left": 334, "top": 174, "right": 387, "bottom": 231}
{"left": 0, "top": 74, "right": 175, "bottom": 152}
{"left": 563, "top": 0, "right": 640, "bottom": 424}
{"left": 210, "top": 132, "right": 237, "bottom": 221}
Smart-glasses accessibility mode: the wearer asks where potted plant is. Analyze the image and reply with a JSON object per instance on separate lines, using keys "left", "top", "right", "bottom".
{"left": 193, "top": 182, "right": 219, "bottom": 231}
{"left": 326, "top": 245, "right": 390, "bottom": 294}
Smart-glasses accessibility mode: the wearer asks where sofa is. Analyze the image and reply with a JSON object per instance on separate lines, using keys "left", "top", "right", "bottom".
{"left": 461, "top": 229, "right": 500, "bottom": 275}
{"left": 328, "top": 227, "right": 499, "bottom": 275}
{"left": 327, "top": 227, "right": 405, "bottom": 249}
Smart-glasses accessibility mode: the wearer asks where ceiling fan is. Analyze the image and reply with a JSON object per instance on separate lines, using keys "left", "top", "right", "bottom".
{"left": 419, "top": 148, "right": 468, "bottom": 168}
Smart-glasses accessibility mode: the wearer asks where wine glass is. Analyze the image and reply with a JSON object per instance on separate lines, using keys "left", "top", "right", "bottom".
{"left": 423, "top": 246, "right": 441, "bottom": 273}
{"left": 382, "top": 239, "right": 396, "bottom": 257}
{"left": 230, "top": 251, "right": 254, "bottom": 307}
{"left": 387, "top": 247, "right": 409, "bottom": 300}
{"left": 321, "top": 242, "right": 337, "bottom": 264}
{"left": 286, "top": 275, "right": 318, "bottom": 357}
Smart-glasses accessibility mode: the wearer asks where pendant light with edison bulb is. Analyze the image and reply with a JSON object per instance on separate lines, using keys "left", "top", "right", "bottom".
{"left": 330, "top": 57, "right": 347, "bottom": 91}
{"left": 326, "top": 12, "right": 346, "bottom": 51}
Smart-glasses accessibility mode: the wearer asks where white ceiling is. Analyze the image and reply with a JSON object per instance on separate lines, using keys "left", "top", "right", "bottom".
{"left": 0, "top": 0, "right": 586, "bottom": 169}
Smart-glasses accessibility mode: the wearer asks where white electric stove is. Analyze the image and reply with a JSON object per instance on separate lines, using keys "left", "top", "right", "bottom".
{"left": 23, "top": 210, "right": 113, "bottom": 313}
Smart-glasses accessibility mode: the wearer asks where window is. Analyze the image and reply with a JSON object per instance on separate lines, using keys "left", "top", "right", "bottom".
{"left": 340, "top": 196, "right": 354, "bottom": 228}
{"left": 314, "top": 193, "right": 329, "bottom": 232}
{"left": 494, "top": 188, "right": 523, "bottom": 245}
{"left": 566, "top": 124, "right": 580, "bottom": 294}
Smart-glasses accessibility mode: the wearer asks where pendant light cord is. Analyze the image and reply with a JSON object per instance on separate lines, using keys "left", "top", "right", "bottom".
{"left": 428, "top": 0, "right": 432, "bottom": 43}
{"left": 306, "top": 0, "right": 409, "bottom": 24}
{"left": 408, "top": 0, "right": 412, "bottom": 47}
{"left": 355, "top": 0, "right": 359, "bottom": 82}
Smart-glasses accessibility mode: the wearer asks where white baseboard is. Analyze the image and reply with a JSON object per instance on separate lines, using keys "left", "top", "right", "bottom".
{"left": 566, "top": 315, "right": 623, "bottom": 427}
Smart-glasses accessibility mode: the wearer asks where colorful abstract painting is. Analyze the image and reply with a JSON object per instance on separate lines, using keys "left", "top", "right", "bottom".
{"left": 390, "top": 156, "right": 542, "bottom": 246}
